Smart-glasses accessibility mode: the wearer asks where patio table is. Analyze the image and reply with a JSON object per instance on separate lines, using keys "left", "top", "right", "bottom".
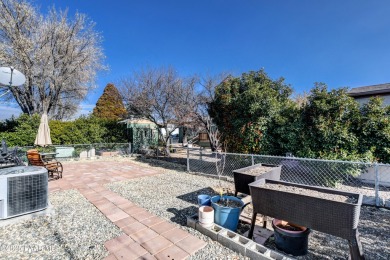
{"left": 39, "top": 152, "right": 58, "bottom": 162}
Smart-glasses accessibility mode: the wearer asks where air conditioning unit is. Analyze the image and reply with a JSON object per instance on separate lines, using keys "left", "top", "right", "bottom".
{"left": 0, "top": 166, "right": 48, "bottom": 219}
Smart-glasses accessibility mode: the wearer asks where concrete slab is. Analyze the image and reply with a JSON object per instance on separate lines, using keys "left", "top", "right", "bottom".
{"left": 0, "top": 203, "right": 55, "bottom": 227}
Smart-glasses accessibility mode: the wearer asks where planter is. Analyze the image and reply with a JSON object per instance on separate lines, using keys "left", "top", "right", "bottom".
{"left": 272, "top": 219, "right": 310, "bottom": 256}
{"left": 211, "top": 195, "right": 244, "bottom": 232}
{"left": 55, "top": 147, "right": 75, "bottom": 158}
{"left": 233, "top": 163, "right": 281, "bottom": 196}
{"left": 248, "top": 179, "right": 364, "bottom": 259}
{"left": 96, "top": 151, "right": 119, "bottom": 157}
{"left": 198, "top": 206, "right": 214, "bottom": 228}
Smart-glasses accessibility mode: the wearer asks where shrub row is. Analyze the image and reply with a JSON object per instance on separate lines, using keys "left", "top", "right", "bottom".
{"left": 0, "top": 114, "right": 128, "bottom": 147}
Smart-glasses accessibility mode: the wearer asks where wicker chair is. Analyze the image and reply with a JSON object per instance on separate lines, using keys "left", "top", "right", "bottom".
{"left": 26, "top": 149, "right": 63, "bottom": 179}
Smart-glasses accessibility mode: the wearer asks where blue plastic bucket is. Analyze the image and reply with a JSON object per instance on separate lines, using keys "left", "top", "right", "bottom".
{"left": 211, "top": 195, "right": 244, "bottom": 231}
{"left": 197, "top": 194, "right": 211, "bottom": 206}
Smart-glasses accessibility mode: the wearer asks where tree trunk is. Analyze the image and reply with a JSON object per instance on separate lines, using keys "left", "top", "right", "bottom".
{"left": 182, "top": 127, "right": 187, "bottom": 146}
{"left": 164, "top": 136, "right": 171, "bottom": 157}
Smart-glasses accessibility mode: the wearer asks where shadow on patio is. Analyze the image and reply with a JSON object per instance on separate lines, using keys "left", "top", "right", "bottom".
{"left": 159, "top": 187, "right": 216, "bottom": 226}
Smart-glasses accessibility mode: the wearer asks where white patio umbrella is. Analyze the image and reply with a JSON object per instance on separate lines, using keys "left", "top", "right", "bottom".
{"left": 34, "top": 113, "right": 52, "bottom": 147}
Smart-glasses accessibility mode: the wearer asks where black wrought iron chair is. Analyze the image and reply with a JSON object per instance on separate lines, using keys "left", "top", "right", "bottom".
{"left": 0, "top": 139, "right": 23, "bottom": 167}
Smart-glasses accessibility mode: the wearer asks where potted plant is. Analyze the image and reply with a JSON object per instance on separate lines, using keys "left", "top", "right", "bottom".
{"left": 211, "top": 191, "right": 244, "bottom": 231}
{"left": 211, "top": 151, "right": 244, "bottom": 231}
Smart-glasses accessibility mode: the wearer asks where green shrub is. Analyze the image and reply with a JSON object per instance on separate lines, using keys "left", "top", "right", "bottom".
{"left": 0, "top": 114, "right": 128, "bottom": 146}
{"left": 0, "top": 114, "right": 40, "bottom": 146}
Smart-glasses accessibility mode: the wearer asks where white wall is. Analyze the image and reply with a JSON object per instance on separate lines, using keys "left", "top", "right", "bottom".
{"left": 354, "top": 94, "right": 390, "bottom": 107}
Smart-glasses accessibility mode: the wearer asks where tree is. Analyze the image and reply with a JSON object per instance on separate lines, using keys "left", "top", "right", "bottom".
{"left": 263, "top": 100, "right": 303, "bottom": 156}
{"left": 184, "top": 75, "right": 225, "bottom": 151}
{"left": 0, "top": 0, "right": 105, "bottom": 119}
{"left": 210, "top": 69, "right": 294, "bottom": 154}
{"left": 356, "top": 97, "right": 390, "bottom": 163}
{"left": 120, "top": 67, "right": 196, "bottom": 155}
{"left": 92, "top": 83, "right": 127, "bottom": 120}
{"left": 299, "top": 83, "right": 362, "bottom": 160}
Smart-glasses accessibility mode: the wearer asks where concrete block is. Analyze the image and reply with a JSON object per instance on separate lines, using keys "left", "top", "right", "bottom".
{"left": 385, "top": 200, "right": 390, "bottom": 209}
{"left": 195, "top": 223, "right": 224, "bottom": 241}
{"left": 269, "top": 250, "right": 291, "bottom": 260}
{"left": 186, "top": 213, "right": 198, "bottom": 229}
{"left": 246, "top": 242, "right": 294, "bottom": 260}
{"left": 79, "top": 150, "right": 88, "bottom": 158}
{"left": 243, "top": 225, "right": 274, "bottom": 245}
{"left": 245, "top": 243, "right": 272, "bottom": 260}
{"left": 190, "top": 213, "right": 293, "bottom": 260}
{"left": 218, "top": 229, "right": 253, "bottom": 256}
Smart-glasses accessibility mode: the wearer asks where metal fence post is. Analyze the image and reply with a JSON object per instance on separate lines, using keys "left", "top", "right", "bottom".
{"left": 128, "top": 143, "right": 132, "bottom": 157}
{"left": 200, "top": 147, "right": 203, "bottom": 161}
{"left": 251, "top": 154, "right": 254, "bottom": 166}
{"left": 187, "top": 147, "right": 190, "bottom": 172}
{"left": 375, "top": 163, "right": 380, "bottom": 206}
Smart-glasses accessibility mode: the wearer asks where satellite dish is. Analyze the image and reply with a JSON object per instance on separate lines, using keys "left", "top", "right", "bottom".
{"left": 0, "top": 67, "right": 26, "bottom": 87}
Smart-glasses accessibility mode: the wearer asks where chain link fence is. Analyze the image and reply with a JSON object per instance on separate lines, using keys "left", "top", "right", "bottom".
{"left": 16, "top": 143, "right": 132, "bottom": 163}
{"left": 187, "top": 148, "right": 390, "bottom": 207}
{"left": 7, "top": 143, "right": 390, "bottom": 207}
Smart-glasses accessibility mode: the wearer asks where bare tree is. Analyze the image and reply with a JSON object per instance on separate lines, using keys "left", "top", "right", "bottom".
{"left": 176, "top": 74, "right": 225, "bottom": 151}
{"left": 196, "top": 75, "right": 225, "bottom": 151}
{"left": 0, "top": 0, "right": 105, "bottom": 119}
{"left": 120, "top": 67, "right": 196, "bottom": 155}
{"left": 292, "top": 90, "right": 309, "bottom": 108}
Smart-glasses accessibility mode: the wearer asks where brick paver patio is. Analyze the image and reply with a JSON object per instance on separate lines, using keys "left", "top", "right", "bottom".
{"left": 49, "top": 160, "right": 206, "bottom": 260}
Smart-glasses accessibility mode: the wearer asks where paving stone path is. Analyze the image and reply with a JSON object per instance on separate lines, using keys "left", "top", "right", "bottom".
{"left": 49, "top": 161, "right": 206, "bottom": 260}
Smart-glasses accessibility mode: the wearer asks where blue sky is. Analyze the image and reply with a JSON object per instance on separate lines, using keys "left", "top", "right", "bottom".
{"left": 2, "top": 0, "right": 390, "bottom": 119}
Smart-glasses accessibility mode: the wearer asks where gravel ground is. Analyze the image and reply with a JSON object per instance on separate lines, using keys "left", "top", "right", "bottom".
{"left": 108, "top": 157, "right": 390, "bottom": 260}
{"left": 0, "top": 189, "right": 122, "bottom": 260}
{"left": 107, "top": 158, "right": 246, "bottom": 260}
{"left": 2, "top": 156, "right": 387, "bottom": 259}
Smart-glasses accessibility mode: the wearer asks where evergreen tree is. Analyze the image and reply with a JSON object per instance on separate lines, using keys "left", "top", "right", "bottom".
{"left": 93, "top": 83, "right": 127, "bottom": 120}
{"left": 357, "top": 97, "right": 390, "bottom": 163}
{"left": 210, "top": 69, "right": 294, "bottom": 154}
{"left": 299, "top": 83, "right": 362, "bottom": 160}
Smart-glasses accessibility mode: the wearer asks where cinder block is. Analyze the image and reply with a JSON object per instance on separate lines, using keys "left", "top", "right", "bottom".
{"left": 195, "top": 223, "right": 224, "bottom": 241}
{"left": 186, "top": 213, "right": 198, "bottom": 229}
{"left": 243, "top": 225, "right": 274, "bottom": 245}
{"left": 269, "top": 250, "right": 289, "bottom": 260}
{"left": 218, "top": 229, "right": 253, "bottom": 256}
{"left": 189, "top": 213, "right": 293, "bottom": 260}
{"left": 245, "top": 243, "right": 272, "bottom": 260}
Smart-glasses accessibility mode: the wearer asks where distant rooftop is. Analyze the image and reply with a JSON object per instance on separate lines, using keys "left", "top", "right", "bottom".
{"left": 348, "top": 83, "right": 390, "bottom": 97}
{"left": 119, "top": 118, "right": 155, "bottom": 125}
